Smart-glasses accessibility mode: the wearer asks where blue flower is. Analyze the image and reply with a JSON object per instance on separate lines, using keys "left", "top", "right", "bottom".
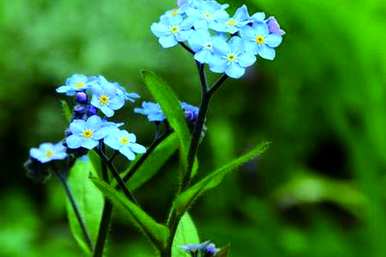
{"left": 211, "top": 5, "right": 250, "bottom": 34}
{"left": 114, "top": 82, "right": 140, "bottom": 103}
{"left": 57, "top": 74, "right": 93, "bottom": 96}
{"left": 181, "top": 102, "right": 199, "bottom": 122}
{"left": 151, "top": 15, "right": 194, "bottom": 48}
{"left": 240, "top": 22, "right": 283, "bottom": 60}
{"left": 30, "top": 142, "right": 67, "bottom": 163}
{"left": 209, "top": 36, "right": 256, "bottom": 78}
{"left": 90, "top": 77, "right": 126, "bottom": 117}
{"left": 181, "top": 241, "right": 218, "bottom": 256}
{"left": 104, "top": 129, "right": 146, "bottom": 161}
{"left": 66, "top": 115, "right": 114, "bottom": 150}
{"left": 185, "top": 0, "right": 229, "bottom": 30}
{"left": 188, "top": 29, "right": 218, "bottom": 64}
{"left": 134, "top": 102, "right": 166, "bottom": 122}
{"left": 266, "top": 16, "right": 286, "bottom": 36}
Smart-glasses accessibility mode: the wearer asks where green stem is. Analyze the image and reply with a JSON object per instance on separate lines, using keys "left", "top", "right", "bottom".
{"left": 92, "top": 149, "right": 113, "bottom": 257}
{"left": 54, "top": 170, "right": 94, "bottom": 251}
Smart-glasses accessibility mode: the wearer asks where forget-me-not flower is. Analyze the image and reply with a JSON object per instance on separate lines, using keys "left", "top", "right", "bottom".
{"left": 57, "top": 74, "right": 93, "bottom": 96}
{"left": 211, "top": 5, "right": 250, "bottom": 34}
{"left": 151, "top": 15, "right": 194, "bottom": 48}
{"left": 181, "top": 102, "right": 199, "bottom": 122}
{"left": 66, "top": 115, "right": 112, "bottom": 150}
{"left": 90, "top": 78, "right": 126, "bottom": 117}
{"left": 185, "top": 0, "right": 229, "bottom": 30}
{"left": 104, "top": 128, "right": 146, "bottom": 161}
{"left": 134, "top": 102, "right": 166, "bottom": 122}
{"left": 188, "top": 29, "right": 218, "bottom": 64}
{"left": 30, "top": 142, "right": 67, "bottom": 163}
{"left": 240, "top": 21, "right": 283, "bottom": 60}
{"left": 181, "top": 241, "right": 218, "bottom": 256}
{"left": 209, "top": 36, "right": 256, "bottom": 78}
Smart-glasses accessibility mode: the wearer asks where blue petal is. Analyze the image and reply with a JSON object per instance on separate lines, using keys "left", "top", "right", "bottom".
{"left": 120, "top": 147, "right": 136, "bottom": 161}
{"left": 258, "top": 45, "right": 276, "bottom": 60}
{"left": 226, "top": 63, "right": 245, "bottom": 79}
{"left": 151, "top": 22, "right": 169, "bottom": 37}
{"left": 194, "top": 50, "right": 212, "bottom": 64}
{"left": 86, "top": 115, "right": 102, "bottom": 128}
{"left": 109, "top": 96, "right": 125, "bottom": 110}
{"left": 129, "top": 143, "right": 147, "bottom": 154}
{"left": 238, "top": 53, "right": 256, "bottom": 67}
{"left": 265, "top": 34, "right": 283, "bottom": 48}
{"left": 69, "top": 119, "right": 85, "bottom": 134}
{"left": 101, "top": 106, "right": 114, "bottom": 117}
{"left": 254, "top": 23, "right": 269, "bottom": 36}
{"left": 251, "top": 12, "right": 266, "bottom": 22}
{"left": 212, "top": 37, "right": 230, "bottom": 55}
{"left": 159, "top": 35, "right": 178, "bottom": 48}
{"left": 234, "top": 5, "right": 249, "bottom": 21}
{"left": 82, "top": 139, "right": 99, "bottom": 150}
{"left": 229, "top": 36, "right": 243, "bottom": 52}
{"left": 66, "top": 135, "right": 83, "bottom": 149}
{"left": 104, "top": 136, "right": 120, "bottom": 150}
{"left": 56, "top": 85, "right": 71, "bottom": 94}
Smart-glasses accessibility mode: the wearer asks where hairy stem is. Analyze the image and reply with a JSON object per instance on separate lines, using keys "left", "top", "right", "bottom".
{"left": 54, "top": 170, "right": 93, "bottom": 251}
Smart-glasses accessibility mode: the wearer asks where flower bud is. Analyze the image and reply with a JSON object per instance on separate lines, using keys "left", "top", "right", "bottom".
{"left": 87, "top": 105, "right": 97, "bottom": 116}
{"left": 75, "top": 92, "right": 88, "bottom": 104}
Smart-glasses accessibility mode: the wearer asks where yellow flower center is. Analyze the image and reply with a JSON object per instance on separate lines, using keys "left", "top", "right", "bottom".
{"left": 227, "top": 19, "right": 237, "bottom": 26}
{"left": 119, "top": 136, "right": 129, "bottom": 145}
{"left": 99, "top": 95, "right": 110, "bottom": 105}
{"left": 226, "top": 53, "right": 237, "bottom": 62}
{"left": 171, "top": 9, "right": 179, "bottom": 17}
{"left": 74, "top": 81, "right": 86, "bottom": 89}
{"left": 255, "top": 35, "right": 265, "bottom": 44}
{"left": 82, "top": 129, "right": 93, "bottom": 138}
{"left": 170, "top": 25, "right": 180, "bottom": 34}
{"left": 46, "top": 150, "right": 54, "bottom": 158}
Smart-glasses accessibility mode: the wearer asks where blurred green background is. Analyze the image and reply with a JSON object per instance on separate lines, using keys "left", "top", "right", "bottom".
{"left": 1, "top": 0, "right": 385, "bottom": 256}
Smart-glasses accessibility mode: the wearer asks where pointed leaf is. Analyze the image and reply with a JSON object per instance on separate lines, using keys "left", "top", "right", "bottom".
{"left": 91, "top": 177, "right": 169, "bottom": 250}
{"left": 127, "top": 133, "right": 179, "bottom": 191}
{"left": 172, "top": 213, "right": 200, "bottom": 257}
{"left": 66, "top": 158, "right": 104, "bottom": 253}
{"left": 141, "top": 70, "right": 191, "bottom": 172}
{"left": 174, "top": 142, "right": 270, "bottom": 214}
{"left": 61, "top": 100, "right": 72, "bottom": 123}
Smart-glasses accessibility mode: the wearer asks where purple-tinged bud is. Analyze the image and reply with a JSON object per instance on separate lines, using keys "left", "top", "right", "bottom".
{"left": 203, "top": 243, "right": 219, "bottom": 256}
{"left": 74, "top": 105, "right": 86, "bottom": 114}
{"left": 266, "top": 17, "right": 285, "bottom": 36}
{"left": 87, "top": 106, "right": 97, "bottom": 116}
{"left": 75, "top": 92, "right": 88, "bottom": 104}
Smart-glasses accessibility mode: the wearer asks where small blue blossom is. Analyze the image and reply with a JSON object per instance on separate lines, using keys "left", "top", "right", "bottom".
{"left": 240, "top": 21, "right": 283, "bottom": 60}
{"left": 204, "top": 243, "right": 219, "bottom": 256}
{"left": 104, "top": 129, "right": 146, "bottom": 161}
{"left": 266, "top": 16, "right": 286, "bottom": 36}
{"left": 188, "top": 29, "right": 218, "bottom": 64}
{"left": 114, "top": 83, "right": 140, "bottom": 103}
{"left": 211, "top": 5, "right": 250, "bottom": 34}
{"left": 90, "top": 78, "right": 126, "bottom": 117}
{"left": 56, "top": 74, "right": 93, "bottom": 96}
{"left": 209, "top": 36, "right": 256, "bottom": 78}
{"left": 134, "top": 102, "right": 166, "bottom": 122}
{"left": 185, "top": 0, "right": 229, "bottom": 30}
{"left": 181, "top": 102, "right": 199, "bottom": 122}
{"left": 151, "top": 15, "right": 194, "bottom": 48}
{"left": 30, "top": 142, "right": 67, "bottom": 163}
{"left": 181, "top": 241, "right": 218, "bottom": 256}
{"left": 66, "top": 115, "right": 114, "bottom": 150}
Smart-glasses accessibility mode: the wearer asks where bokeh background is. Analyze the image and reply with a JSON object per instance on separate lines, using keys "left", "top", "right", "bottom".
{"left": 1, "top": 0, "right": 385, "bottom": 256}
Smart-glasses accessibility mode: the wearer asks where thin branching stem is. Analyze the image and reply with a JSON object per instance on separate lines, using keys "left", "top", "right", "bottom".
{"left": 54, "top": 169, "right": 94, "bottom": 251}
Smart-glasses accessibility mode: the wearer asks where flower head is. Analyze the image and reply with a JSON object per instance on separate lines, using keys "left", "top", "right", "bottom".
{"left": 56, "top": 74, "right": 93, "bottom": 96}
{"left": 90, "top": 78, "right": 126, "bottom": 117}
{"left": 30, "top": 142, "right": 67, "bottom": 163}
{"left": 185, "top": 0, "right": 229, "bottom": 30}
{"left": 134, "top": 102, "right": 166, "bottom": 123}
{"left": 104, "top": 129, "right": 146, "bottom": 161}
{"left": 240, "top": 22, "right": 283, "bottom": 60}
{"left": 188, "top": 29, "right": 220, "bottom": 64}
{"left": 181, "top": 102, "right": 199, "bottom": 122}
{"left": 151, "top": 15, "right": 194, "bottom": 48}
{"left": 209, "top": 36, "right": 256, "bottom": 78}
{"left": 66, "top": 115, "right": 116, "bottom": 150}
{"left": 211, "top": 5, "right": 250, "bottom": 34}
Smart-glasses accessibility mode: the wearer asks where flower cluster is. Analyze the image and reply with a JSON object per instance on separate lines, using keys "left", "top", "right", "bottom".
{"left": 27, "top": 74, "right": 146, "bottom": 179}
{"left": 151, "top": 0, "right": 285, "bottom": 79}
{"left": 135, "top": 101, "right": 199, "bottom": 123}
{"left": 181, "top": 241, "right": 219, "bottom": 257}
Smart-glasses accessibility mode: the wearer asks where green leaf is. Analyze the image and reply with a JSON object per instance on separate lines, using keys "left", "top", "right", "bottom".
{"left": 174, "top": 142, "right": 270, "bottom": 214}
{"left": 60, "top": 100, "right": 72, "bottom": 123}
{"left": 127, "top": 133, "right": 179, "bottom": 191}
{"left": 88, "top": 150, "right": 102, "bottom": 178}
{"left": 172, "top": 213, "right": 200, "bottom": 257}
{"left": 141, "top": 70, "right": 191, "bottom": 172}
{"left": 215, "top": 245, "right": 231, "bottom": 257}
{"left": 66, "top": 158, "right": 104, "bottom": 253}
{"left": 91, "top": 177, "right": 169, "bottom": 250}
